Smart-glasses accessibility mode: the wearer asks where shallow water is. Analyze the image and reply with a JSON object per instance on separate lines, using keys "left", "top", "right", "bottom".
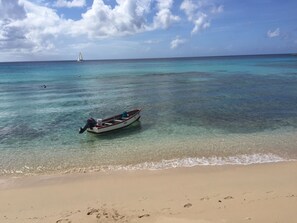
{"left": 0, "top": 55, "right": 297, "bottom": 176}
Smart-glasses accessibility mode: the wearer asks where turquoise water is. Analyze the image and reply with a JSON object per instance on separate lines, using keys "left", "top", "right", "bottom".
{"left": 1, "top": 55, "right": 297, "bottom": 176}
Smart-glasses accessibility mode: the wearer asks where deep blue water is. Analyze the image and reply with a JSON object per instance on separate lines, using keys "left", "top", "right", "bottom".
{"left": 0, "top": 55, "right": 297, "bottom": 175}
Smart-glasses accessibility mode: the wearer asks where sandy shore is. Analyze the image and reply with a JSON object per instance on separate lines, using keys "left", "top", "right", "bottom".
{"left": 0, "top": 162, "right": 297, "bottom": 223}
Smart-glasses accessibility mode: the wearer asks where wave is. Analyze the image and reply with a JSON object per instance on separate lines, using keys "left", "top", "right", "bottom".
{"left": 1, "top": 153, "right": 294, "bottom": 176}
{"left": 107, "top": 153, "right": 292, "bottom": 171}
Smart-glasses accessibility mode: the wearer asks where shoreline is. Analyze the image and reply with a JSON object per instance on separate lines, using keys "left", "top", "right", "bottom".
{"left": 1, "top": 161, "right": 297, "bottom": 222}
{"left": 0, "top": 159, "right": 295, "bottom": 189}
{"left": 1, "top": 151, "right": 294, "bottom": 177}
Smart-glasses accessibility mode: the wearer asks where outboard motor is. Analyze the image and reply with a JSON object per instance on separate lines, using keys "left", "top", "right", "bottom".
{"left": 79, "top": 118, "right": 97, "bottom": 134}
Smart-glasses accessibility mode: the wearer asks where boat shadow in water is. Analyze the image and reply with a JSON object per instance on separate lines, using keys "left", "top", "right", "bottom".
{"left": 91, "top": 120, "right": 142, "bottom": 140}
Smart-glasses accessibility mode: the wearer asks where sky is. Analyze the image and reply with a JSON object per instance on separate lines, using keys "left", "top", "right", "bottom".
{"left": 0, "top": 0, "right": 297, "bottom": 62}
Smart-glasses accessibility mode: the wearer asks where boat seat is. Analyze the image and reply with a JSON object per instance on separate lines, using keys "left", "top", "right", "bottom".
{"left": 104, "top": 122, "right": 113, "bottom": 126}
{"left": 114, "top": 119, "right": 123, "bottom": 123}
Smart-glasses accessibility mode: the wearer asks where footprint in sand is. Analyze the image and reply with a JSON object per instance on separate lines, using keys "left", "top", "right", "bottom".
{"left": 224, "top": 196, "right": 234, "bottom": 200}
{"left": 87, "top": 208, "right": 99, "bottom": 215}
{"left": 56, "top": 219, "right": 71, "bottom": 223}
{"left": 138, "top": 214, "right": 150, "bottom": 218}
{"left": 200, "top": 196, "right": 210, "bottom": 201}
{"left": 183, "top": 203, "right": 192, "bottom": 208}
{"left": 87, "top": 208, "right": 125, "bottom": 221}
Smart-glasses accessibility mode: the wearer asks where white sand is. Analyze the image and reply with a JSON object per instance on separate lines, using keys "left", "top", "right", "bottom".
{"left": 0, "top": 162, "right": 297, "bottom": 223}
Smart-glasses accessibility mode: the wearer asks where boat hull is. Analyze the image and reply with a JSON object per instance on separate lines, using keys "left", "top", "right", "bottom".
{"left": 86, "top": 109, "right": 141, "bottom": 134}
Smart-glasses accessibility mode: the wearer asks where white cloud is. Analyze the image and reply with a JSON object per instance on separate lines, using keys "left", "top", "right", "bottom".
{"left": 67, "top": 0, "right": 156, "bottom": 38}
{"left": 152, "top": 0, "right": 180, "bottom": 29}
{"left": 144, "top": 39, "right": 160, "bottom": 44}
{"left": 0, "top": 0, "right": 222, "bottom": 60}
{"left": 170, "top": 36, "right": 186, "bottom": 49}
{"left": 180, "top": 0, "right": 198, "bottom": 20}
{"left": 54, "top": 0, "right": 86, "bottom": 8}
{"left": 211, "top": 5, "right": 224, "bottom": 14}
{"left": 180, "top": 0, "right": 223, "bottom": 34}
{"left": 0, "top": 0, "right": 27, "bottom": 20}
{"left": 0, "top": 0, "right": 65, "bottom": 52}
{"left": 0, "top": 0, "right": 143, "bottom": 51}
{"left": 267, "top": 28, "right": 280, "bottom": 38}
{"left": 191, "top": 12, "right": 210, "bottom": 34}
{"left": 0, "top": 0, "right": 181, "bottom": 56}
{"left": 70, "top": 0, "right": 180, "bottom": 38}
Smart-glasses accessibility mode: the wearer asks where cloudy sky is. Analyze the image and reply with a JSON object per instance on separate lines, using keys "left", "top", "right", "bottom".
{"left": 0, "top": 0, "right": 297, "bottom": 61}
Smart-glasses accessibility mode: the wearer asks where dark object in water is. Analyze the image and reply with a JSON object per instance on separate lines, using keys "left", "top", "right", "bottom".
{"left": 79, "top": 118, "right": 97, "bottom": 134}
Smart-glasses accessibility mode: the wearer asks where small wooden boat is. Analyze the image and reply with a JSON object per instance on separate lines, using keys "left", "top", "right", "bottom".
{"left": 79, "top": 109, "right": 141, "bottom": 134}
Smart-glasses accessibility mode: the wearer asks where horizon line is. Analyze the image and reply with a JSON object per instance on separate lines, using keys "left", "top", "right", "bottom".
{"left": 1, "top": 52, "right": 296, "bottom": 63}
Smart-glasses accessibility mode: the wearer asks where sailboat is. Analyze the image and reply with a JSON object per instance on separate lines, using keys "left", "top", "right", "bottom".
{"left": 77, "top": 52, "right": 83, "bottom": 62}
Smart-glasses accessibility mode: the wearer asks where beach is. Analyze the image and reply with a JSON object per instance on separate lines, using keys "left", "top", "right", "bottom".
{"left": 1, "top": 161, "right": 297, "bottom": 223}
{"left": 1, "top": 0, "right": 297, "bottom": 221}
{"left": 1, "top": 56, "right": 297, "bottom": 222}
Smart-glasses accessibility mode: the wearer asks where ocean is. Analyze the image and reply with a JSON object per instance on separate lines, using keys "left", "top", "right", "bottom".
{"left": 0, "top": 54, "right": 297, "bottom": 176}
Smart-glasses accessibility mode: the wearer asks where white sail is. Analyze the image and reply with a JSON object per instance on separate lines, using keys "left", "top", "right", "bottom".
{"left": 77, "top": 52, "right": 83, "bottom": 62}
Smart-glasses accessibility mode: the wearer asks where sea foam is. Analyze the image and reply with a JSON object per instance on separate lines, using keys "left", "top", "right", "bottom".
{"left": 106, "top": 153, "right": 291, "bottom": 171}
{"left": 1, "top": 153, "right": 292, "bottom": 177}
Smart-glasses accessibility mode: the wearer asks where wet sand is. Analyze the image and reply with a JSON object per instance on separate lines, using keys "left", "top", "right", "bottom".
{"left": 0, "top": 162, "right": 297, "bottom": 223}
